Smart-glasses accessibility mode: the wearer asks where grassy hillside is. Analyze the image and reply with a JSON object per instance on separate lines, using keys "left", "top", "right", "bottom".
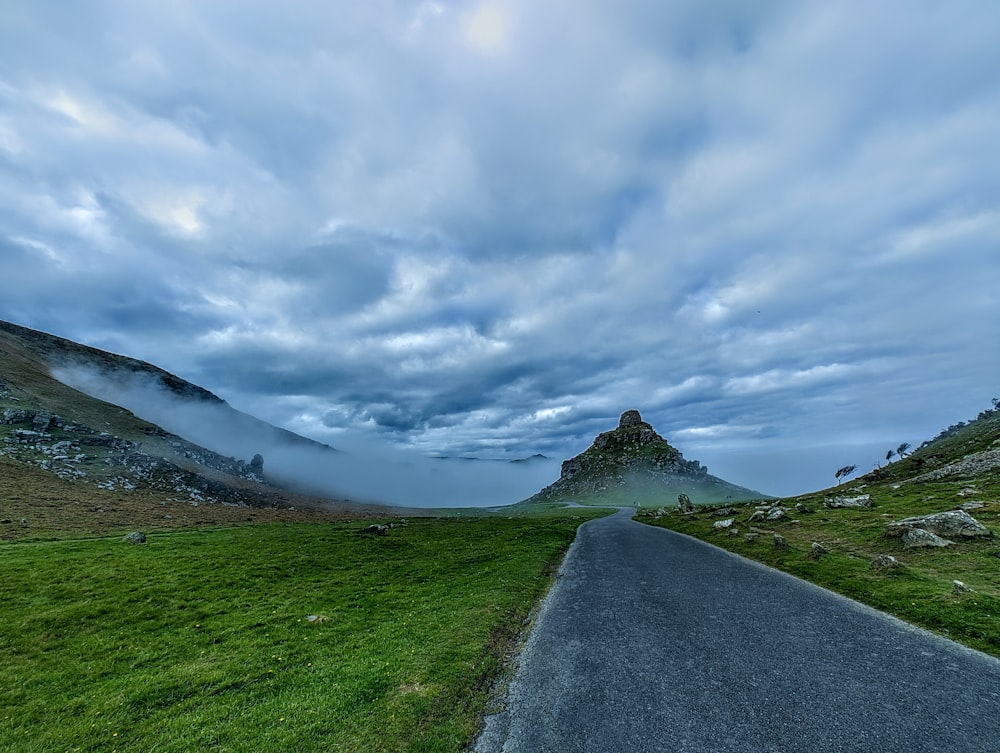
{"left": 639, "top": 400, "right": 1000, "bottom": 657}
{"left": 0, "top": 513, "right": 605, "bottom": 752}
{"left": 0, "top": 320, "right": 376, "bottom": 515}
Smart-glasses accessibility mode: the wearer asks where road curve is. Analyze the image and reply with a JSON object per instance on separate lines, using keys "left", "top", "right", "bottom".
{"left": 475, "top": 508, "right": 1000, "bottom": 753}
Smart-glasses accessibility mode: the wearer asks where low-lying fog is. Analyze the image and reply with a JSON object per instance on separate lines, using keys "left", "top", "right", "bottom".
{"left": 52, "top": 364, "right": 560, "bottom": 508}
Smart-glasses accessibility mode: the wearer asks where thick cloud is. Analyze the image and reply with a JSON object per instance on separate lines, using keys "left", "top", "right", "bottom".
{"left": 2, "top": 1, "right": 999, "bottom": 499}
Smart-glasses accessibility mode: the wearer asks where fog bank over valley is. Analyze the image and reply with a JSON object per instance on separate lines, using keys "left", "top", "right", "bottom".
{"left": 52, "top": 364, "right": 560, "bottom": 508}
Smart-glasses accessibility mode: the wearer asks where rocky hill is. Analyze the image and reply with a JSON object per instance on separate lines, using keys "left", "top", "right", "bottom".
{"left": 523, "top": 409, "right": 770, "bottom": 506}
{"left": 0, "top": 320, "right": 350, "bottom": 513}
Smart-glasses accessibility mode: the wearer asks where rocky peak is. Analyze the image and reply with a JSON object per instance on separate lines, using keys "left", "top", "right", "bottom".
{"left": 618, "top": 409, "right": 644, "bottom": 429}
{"left": 523, "top": 409, "right": 768, "bottom": 506}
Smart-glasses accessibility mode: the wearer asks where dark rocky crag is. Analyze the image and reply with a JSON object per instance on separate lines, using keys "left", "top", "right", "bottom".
{"left": 523, "top": 410, "right": 769, "bottom": 506}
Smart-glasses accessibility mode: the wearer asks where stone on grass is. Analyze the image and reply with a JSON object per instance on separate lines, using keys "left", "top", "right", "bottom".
{"left": 766, "top": 507, "right": 788, "bottom": 521}
{"left": 773, "top": 534, "right": 788, "bottom": 549}
{"left": 677, "top": 493, "right": 694, "bottom": 513}
{"left": 361, "top": 524, "right": 390, "bottom": 536}
{"left": 956, "top": 502, "right": 985, "bottom": 511}
{"left": 870, "top": 554, "right": 901, "bottom": 571}
{"left": 124, "top": 531, "right": 147, "bottom": 545}
{"left": 808, "top": 542, "right": 827, "bottom": 560}
{"left": 885, "top": 510, "right": 992, "bottom": 540}
{"left": 900, "top": 528, "right": 953, "bottom": 548}
{"left": 713, "top": 518, "right": 735, "bottom": 530}
{"left": 952, "top": 580, "right": 974, "bottom": 595}
{"left": 795, "top": 502, "right": 813, "bottom": 514}
{"left": 824, "top": 494, "right": 873, "bottom": 509}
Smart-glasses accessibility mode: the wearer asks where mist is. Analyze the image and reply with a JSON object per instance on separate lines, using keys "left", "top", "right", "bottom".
{"left": 51, "top": 364, "right": 560, "bottom": 508}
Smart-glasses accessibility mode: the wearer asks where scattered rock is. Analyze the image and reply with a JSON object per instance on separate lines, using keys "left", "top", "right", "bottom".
{"left": 744, "top": 533, "right": 759, "bottom": 542}
{"left": 900, "top": 528, "right": 953, "bottom": 548}
{"left": 956, "top": 502, "right": 985, "bottom": 511}
{"left": 952, "top": 580, "right": 974, "bottom": 595}
{"left": 124, "top": 531, "right": 147, "bottom": 545}
{"left": 361, "top": 524, "right": 390, "bottom": 536}
{"left": 957, "top": 488, "right": 978, "bottom": 498}
{"left": 885, "top": 510, "right": 992, "bottom": 540}
{"left": 808, "top": 542, "right": 827, "bottom": 560}
{"left": 766, "top": 506, "right": 788, "bottom": 521}
{"left": 747, "top": 509, "right": 768, "bottom": 523}
{"left": 713, "top": 518, "right": 735, "bottom": 530}
{"left": 677, "top": 493, "right": 694, "bottom": 513}
{"left": 305, "top": 614, "right": 329, "bottom": 623}
{"left": 824, "top": 494, "right": 873, "bottom": 509}
{"left": 870, "top": 554, "right": 901, "bottom": 570}
{"left": 773, "top": 534, "right": 788, "bottom": 549}
{"left": 714, "top": 507, "right": 737, "bottom": 516}
{"left": 795, "top": 502, "right": 813, "bottom": 514}
{"left": 727, "top": 528, "right": 740, "bottom": 537}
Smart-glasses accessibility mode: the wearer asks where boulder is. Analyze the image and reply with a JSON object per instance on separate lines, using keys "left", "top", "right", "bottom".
{"left": 713, "top": 518, "right": 735, "bottom": 530}
{"left": 677, "top": 493, "right": 694, "bottom": 513}
{"left": 900, "top": 528, "right": 953, "bottom": 548}
{"left": 808, "top": 542, "right": 827, "bottom": 560}
{"left": 1, "top": 408, "right": 32, "bottom": 425}
{"left": 32, "top": 411, "right": 53, "bottom": 432}
{"left": 952, "top": 580, "right": 974, "bottom": 595}
{"left": 766, "top": 506, "right": 788, "bottom": 521}
{"left": 773, "top": 534, "right": 788, "bottom": 549}
{"left": 795, "top": 502, "right": 813, "bottom": 514}
{"left": 824, "top": 494, "right": 873, "bottom": 509}
{"left": 124, "top": 531, "right": 147, "bottom": 545}
{"left": 870, "top": 554, "right": 901, "bottom": 570}
{"left": 885, "top": 510, "right": 992, "bottom": 540}
{"left": 956, "top": 502, "right": 985, "bottom": 511}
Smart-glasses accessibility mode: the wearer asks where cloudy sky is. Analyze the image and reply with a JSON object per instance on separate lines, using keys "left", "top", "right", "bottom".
{"left": 2, "top": 0, "right": 998, "bottom": 498}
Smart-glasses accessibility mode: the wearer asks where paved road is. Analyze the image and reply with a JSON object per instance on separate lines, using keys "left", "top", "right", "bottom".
{"left": 475, "top": 509, "right": 1000, "bottom": 753}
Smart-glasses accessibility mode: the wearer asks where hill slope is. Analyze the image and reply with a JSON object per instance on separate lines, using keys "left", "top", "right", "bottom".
{"left": 0, "top": 320, "right": 356, "bottom": 520}
{"left": 523, "top": 409, "right": 770, "bottom": 505}
{"left": 640, "top": 397, "right": 1000, "bottom": 656}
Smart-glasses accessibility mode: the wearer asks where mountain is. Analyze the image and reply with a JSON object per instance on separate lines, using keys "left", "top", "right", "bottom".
{"left": 523, "top": 409, "right": 770, "bottom": 506}
{"left": 0, "top": 320, "right": 350, "bottom": 511}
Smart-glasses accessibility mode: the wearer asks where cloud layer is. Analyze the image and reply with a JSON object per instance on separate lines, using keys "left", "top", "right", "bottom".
{"left": 3, "top": 1, "right": 999, "bottom": 498}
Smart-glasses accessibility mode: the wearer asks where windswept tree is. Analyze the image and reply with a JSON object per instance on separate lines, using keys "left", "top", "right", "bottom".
{"left": 835, "top": 464, "right": 858, "bottom": 485}
{"left": 896, "top": 442, "right": 911, "bottom": 458}
{"left": 885, "top": 449, "right": 895, "bottom": 464}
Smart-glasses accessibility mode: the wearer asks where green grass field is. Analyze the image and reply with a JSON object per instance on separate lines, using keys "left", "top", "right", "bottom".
{"left": 0, "top": 514, "right": 603, "bottom": 752}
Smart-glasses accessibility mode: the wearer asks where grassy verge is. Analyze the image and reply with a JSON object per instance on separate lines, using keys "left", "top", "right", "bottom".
{"left": 638, "top": 479, "right": 1000, "bottom": 658}
{"left": 0, "top": 514, "right": 604, "bottom": 752}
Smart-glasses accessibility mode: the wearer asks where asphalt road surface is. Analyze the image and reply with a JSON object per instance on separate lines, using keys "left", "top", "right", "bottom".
{"left": 475, "top": 509, "right": 1000, "bottom": 753}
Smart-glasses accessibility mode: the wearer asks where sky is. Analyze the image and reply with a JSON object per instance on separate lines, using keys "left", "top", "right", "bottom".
{"left": 1, "top": 0, "right": 998, "bottom": 499}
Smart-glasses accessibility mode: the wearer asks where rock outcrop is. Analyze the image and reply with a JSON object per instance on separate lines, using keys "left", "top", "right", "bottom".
{"left": 523, "top": 410, "right": 768, "bottom": 505}
{"left": 885, "top": 510, "right": 992, "bottom": 541}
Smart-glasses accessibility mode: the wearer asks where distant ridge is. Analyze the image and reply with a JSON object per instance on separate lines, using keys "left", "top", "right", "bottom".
{"left": 523, "top": 409, "right": 770, "bottom": 506}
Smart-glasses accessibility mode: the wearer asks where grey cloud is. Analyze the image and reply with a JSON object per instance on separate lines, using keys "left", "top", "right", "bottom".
{"left": 2, "top": 1, "right": 999, "bottom": 499}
